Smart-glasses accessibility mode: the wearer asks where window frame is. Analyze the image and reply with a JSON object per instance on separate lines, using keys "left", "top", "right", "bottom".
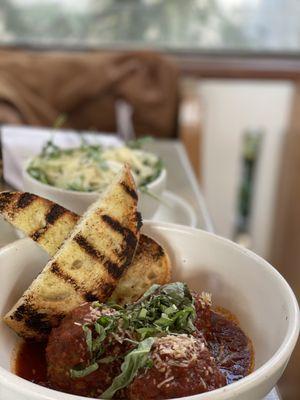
{"left": 3, "top": 42, "right": 300, "bottom": 80}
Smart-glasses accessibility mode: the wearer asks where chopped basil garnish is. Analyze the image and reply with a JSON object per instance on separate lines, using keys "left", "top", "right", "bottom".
{"left": 98, "top": 355, "right": 117, "bottom": 364}
{"left": 69, "top": 282, "right": 196, "bottom": 398}
{"left": 139, "top": 283, "right": 160, "bottom": 299}
{"left": 82, "top": 324, "right": 93, "bottom": 355}
{"left": 138, "top": 308, "right": 147, "bottom": 319}
{"left": 125, "top": 282, "right": 196, "bottom": 338}
{"left": 70, "top": 362, "right": 98, "bottom": 379}
{"left": 101, "top": 337, "right": 155, "bottom": 399}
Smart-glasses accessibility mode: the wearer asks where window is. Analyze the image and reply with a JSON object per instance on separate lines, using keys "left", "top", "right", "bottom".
{"left": 1, "top": 0, "right": 300, "bottom": 54}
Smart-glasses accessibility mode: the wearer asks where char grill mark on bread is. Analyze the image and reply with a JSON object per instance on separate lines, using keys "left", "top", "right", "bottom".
{"left": 74, "top": 234, "right": 123, "bottom": 280}
{"left": 136, "top": 211, "right": 143, "bottom": 230}
{"left": 101, "top": 214, "right": 138, "bottom": 250}
{"left": 74, "top": 234, "right": 103, "bottom": 259}
{"left": 3, "top": 165, "right": 141, "bottom": 340}
{"left": 31, "top": 204, "right": 67, "bottom": 241}
{"left": 120, "top": 181, "right": 138, "bottom": 200}
{"left": 16, "top": 192, "right": 36, "bottom": 209}
{"left": 110, "top": 234, "right": 171, "bottom": 305}
{"left": 13, "top": 303, "right": 57, "bottom": 335}
{"left": 101, "top": 214, "right": 139, "bottom": 269}
{"left": 50, "top": 261, "right": 98, "bottom": 302}
{"left": 45, "top": 204, "right": 67, "bottom": 225}
{"left": 50, "top": 261, "right": 82, "bottom": 291}
{"left": 0, "top": 191, "right": 15, "bottom": 211}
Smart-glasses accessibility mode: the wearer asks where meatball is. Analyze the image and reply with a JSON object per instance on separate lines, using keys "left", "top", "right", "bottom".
{"left": 193, "top": 292, "right": 253, "bottom": 383}
{"left": 46, "top": 303, "right": 128, "bottom": 398}
{"left": 193, "top": 291, "right": 213, "bottom": 335}
{"left": 127, "top": 334, "right": 226, "bottom": 400}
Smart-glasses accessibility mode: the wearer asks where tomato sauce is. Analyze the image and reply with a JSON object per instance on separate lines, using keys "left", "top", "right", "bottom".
{"left": 208, "top": 311, "right": 254, "bottom": 384}
{"left": 14, "top": 308, "right": 254, "bottom": 395}
{"left": 15, "top": 341, "right": 49, "bottom": 387}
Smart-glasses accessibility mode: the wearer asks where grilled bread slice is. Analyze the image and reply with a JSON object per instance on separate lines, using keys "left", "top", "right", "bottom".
{"left": 0, "top": 192, "right": 171, "bottom": 305}
{"left": 0, "top": 191, "right": 79, "bottom": 256}
{"left": 4, "top": 165, "right": 140, "bottom": 340}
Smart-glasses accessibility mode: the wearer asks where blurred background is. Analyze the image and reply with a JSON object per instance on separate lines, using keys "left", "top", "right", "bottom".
{"left": 0, "top": 1, "right": 300, "bottom": 398}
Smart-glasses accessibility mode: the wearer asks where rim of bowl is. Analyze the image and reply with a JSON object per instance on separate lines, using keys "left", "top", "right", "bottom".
{"left": 23, "top": 157, "right": 167, "bottom": 197}
{"left": 0, "top": 222, "right": 299, "bottom": 400}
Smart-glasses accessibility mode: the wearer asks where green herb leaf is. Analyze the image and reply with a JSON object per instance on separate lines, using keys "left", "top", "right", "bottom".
{"left": 101, "top": 337, "right": 155, "bottom": 399}
{"left": 41, "top": 140, "right": 61, "bottom": 159}
{"left": 138, "top": 284, "right": 160, "bottom": 301}
{"left": 53, "top": 113, "right": 67, "bottom": 129}
{"left": 70, "top": 362, "right": 98, "bottom": 379}
{"left": 136, "top": 327, "right": 160, "bottom": 340}
{"left": 27, "top": 167, "right": 50, "bottom": 185}
{"left": 164, "top": 304, "right": 178, "bottom": 315}
{"left": 82, "top": 324, "right": 93, "bottom": 354}
{"left": 139, "top": 185, "right": 171, "bottom": 208}
{"left": 98, "top": 355, "right": 117, "bottom": 364}
{"left": 94, "top": 321, "right": 105, "bottom": 337}
{"left": 138, "top": 308, "right": 147, "bottom": 319}
{"left": 154, "top": 315, "right": 173, "bottom": 327}
{"left": 126, "top": 136, "right": 153, "bottom": 149}
{"left": 139, "top": 157, "right": 164, "bottom": 186}
{"left": 98, "top": 315, "right": 112, "bottom": 327}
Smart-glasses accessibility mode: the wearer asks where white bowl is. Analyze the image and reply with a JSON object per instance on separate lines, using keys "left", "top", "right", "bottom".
{"left": 22, "top": 161, "right": 167, "bottom": 217}
{"left": 0, "top": 222, "right": 299, "bottom": 400}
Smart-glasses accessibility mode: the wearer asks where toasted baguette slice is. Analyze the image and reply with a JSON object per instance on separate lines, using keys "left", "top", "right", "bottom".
{"left": 110, "top": 234, "right": 171, "bottom": 304}
{"left": 4, "top": 165, "right": 140, "bottom": 340}
{"left": 0, "top": 191, "right": 79, "bottom": 256}
{"left": 0, "top": 191, "right": 171, "bottom": 305}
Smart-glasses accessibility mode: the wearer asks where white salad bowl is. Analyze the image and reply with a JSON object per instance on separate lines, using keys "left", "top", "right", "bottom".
{"left": 0, "top": 221, "right": 299, "bottom": 400}
{"left": 22, "top": 160, "right": 167, "bottom": 218}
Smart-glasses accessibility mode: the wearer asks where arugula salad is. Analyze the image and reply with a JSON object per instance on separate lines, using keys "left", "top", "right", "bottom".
{"left": 27, "top": 138, "right": 164, "bottom": 193}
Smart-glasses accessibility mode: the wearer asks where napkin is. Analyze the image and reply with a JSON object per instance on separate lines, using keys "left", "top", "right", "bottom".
{"left": 1, "top": 125, "right": 123, "bottom": 190}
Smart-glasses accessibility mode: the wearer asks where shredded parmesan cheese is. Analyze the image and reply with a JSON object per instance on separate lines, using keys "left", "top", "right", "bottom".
{"left": 156, "top": 376, "right": 174, "bottom": 389}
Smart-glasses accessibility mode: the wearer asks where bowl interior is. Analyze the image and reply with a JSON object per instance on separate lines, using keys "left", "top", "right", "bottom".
{"left": 0, "top": 241, "right": 49, "bottom": 371}
{"left": 0, "top": 217, "right": 21, "bottom": 247}
{"left": 0, "top": 222, "right": 298, "bottom": 400}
